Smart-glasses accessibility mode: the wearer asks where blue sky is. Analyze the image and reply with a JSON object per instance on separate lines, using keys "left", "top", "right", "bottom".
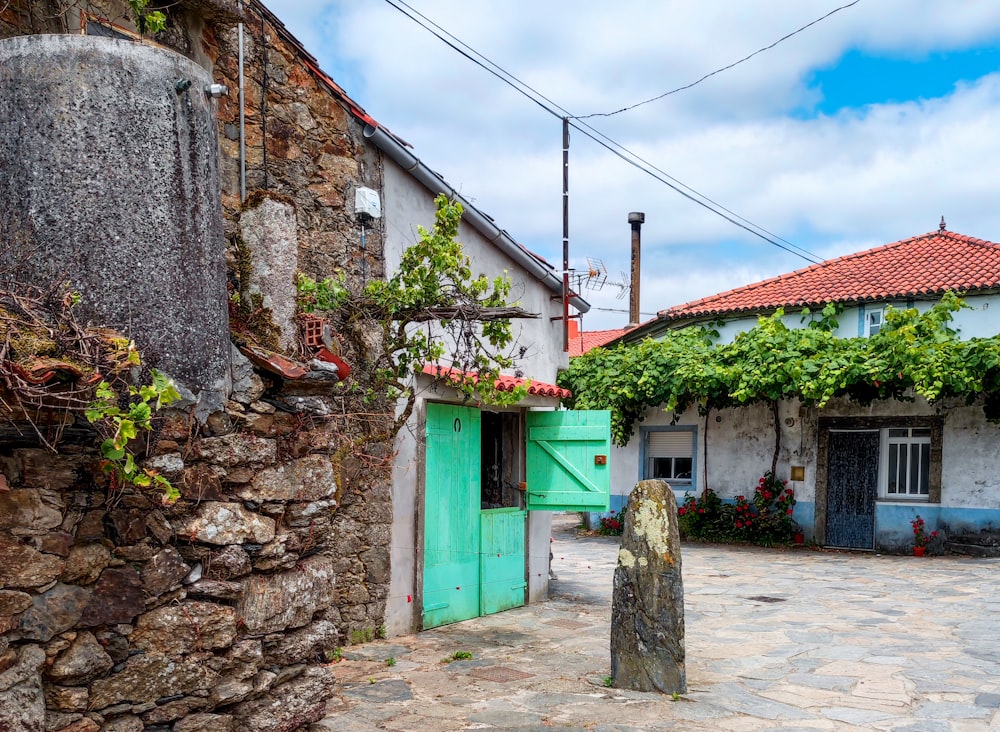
{"left": 275, "top": 1, "right": 1000, "bottom": 329}
{"left": 804, "top": 47, "right": 1000, "bottom": 116}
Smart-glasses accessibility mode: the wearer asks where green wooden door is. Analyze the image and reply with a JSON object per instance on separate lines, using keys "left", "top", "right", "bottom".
{"left": 423, "top": 403, "right": 481, "bottom": 629}
{"left": 480, "top": 508, "right": 526, "bottom": 615}
{"left": 525, "top": 410, "right": 611, "bottom": 512}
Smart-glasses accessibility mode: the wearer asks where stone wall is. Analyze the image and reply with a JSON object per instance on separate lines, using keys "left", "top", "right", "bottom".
{"left": 0, "top": 337, "right": 392, "bottom": 730}
{"left": 205, "top": 1, "right": 386, "bottom": 289}
{"left": 0, "top": 2, "right": 396, "bottom": 730}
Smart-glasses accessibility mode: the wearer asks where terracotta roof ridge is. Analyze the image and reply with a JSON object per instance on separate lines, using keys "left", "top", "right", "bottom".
{"left": 660, "top": 229, "right": 999, "bottom": 317}
{"left": 659, "top": 259, "right": 826, "bottom": 316}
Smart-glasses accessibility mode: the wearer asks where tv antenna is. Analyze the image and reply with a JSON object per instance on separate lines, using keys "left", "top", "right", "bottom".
{"left": 582, "top": 257, "right": 608, "bottom": 290}
{"left": 612, "top": 271, "right": 630, "bottom": 300}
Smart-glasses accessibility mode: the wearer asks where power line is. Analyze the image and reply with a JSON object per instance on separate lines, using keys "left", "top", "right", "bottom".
{"left": 379, "top": 0, "right": 822, "bottom": 264}
{"left": 380, "top": 0, "right": 559, "bottom": 120}
{"left": 569, "top": 120, "right": 820, "bottom": 263}
{"left": 590, "top": 307, "right": 657, "bottom": 316}
{"left": 386, "top": 1, "right": 816, "bottom": 262}
{"left": 577, "top": 0, "right": 863, "bottom": 119}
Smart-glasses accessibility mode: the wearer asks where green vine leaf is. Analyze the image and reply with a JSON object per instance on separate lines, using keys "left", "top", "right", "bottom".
{"left": 300, "top": 194, "right": 524, "bottom": 435}
{"left": 128, "top": 0, "right": 167, "bottom": 35}
{"left": 559, "top": 293, "right": 1000, "bottom": 446}
{"left": 87, "top": 368, "right": 180, "bottom": 503}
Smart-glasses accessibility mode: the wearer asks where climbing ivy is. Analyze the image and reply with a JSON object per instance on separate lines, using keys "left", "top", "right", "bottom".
{"left": 86, "top": 367, "right": 181, "bottom": 503}
{"left": 299, "top": 194, "right": 526, "bottom": 442}
{"left": 128, "top": 0, "right": 166, "bottom": 35}
{"left": 559, "top": 292, "right": 1000, "bottom": 447}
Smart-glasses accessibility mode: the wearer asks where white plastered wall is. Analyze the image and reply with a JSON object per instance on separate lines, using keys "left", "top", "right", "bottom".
{"left": 381, "top": 158, "right": 568, "bottom": 636}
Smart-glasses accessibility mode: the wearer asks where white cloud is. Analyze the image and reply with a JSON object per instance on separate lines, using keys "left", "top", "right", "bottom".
{"left": 274, "top": 1, "right": 1000, "bottom": 329}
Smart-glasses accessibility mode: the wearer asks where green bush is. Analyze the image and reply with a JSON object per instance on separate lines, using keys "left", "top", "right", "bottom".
{"left": 678, "top": 488, "right": 731, "bottom": 539}
{"left": 679, "top": 473, "right": 798, "bottom": 546}
{"left": 732, "top": 472, "right": 797, "bottom": 545}
{"left": 597, "top": 511, "right": 623, "bottom": 535}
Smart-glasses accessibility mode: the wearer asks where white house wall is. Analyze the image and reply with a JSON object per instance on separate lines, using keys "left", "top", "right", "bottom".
{"left": 608, "top": 394, "right": 1000, "bottom": 552}
{"left": 382, "top": 158, "right": 564, "bottom": 635}
{"left": 608, "top": 401, "right": 809, "bottom": 516}
{"left": 702, "top": 293, "right": 1000, "bottom": 344}
{"left": 940, "top": 403, "right": 1000, "bottom": 509}
{"left": 381, "top": 157, "right": 568, "bottom": 380}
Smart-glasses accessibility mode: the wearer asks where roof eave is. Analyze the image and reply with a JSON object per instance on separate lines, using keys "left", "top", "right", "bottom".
{"left": 663, "top": 286, "right": 1000, "bottom": 323}
{"left": 363, "top": 124, "right": 590, "bottom": 314}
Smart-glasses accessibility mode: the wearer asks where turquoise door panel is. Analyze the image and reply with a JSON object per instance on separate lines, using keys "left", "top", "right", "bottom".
{"left": 480, "top": 507, "right": 526, "bottom": 615}
{"left": 526, "top": 411, "right": 611, "bottom": 512}
{"left": 423, "top": 403, "right": 481, "bottom": 629}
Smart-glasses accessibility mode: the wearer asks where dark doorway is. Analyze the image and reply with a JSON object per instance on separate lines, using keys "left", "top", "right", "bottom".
{"left": 826, "top": 430, "right": 878, "bottom": 549}
{"left": 480, "top": 411, "right": 522, "bottom": 509}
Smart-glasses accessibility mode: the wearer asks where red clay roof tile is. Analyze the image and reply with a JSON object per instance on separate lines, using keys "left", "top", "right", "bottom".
{"left": 662, "top": 230, "right": 1000, "bottom": 320}
{"left": 421, "top": 364, "right": 571, "bottom": 400}
{"left": 568, "top": 328, "right": 629, "bottom": 357}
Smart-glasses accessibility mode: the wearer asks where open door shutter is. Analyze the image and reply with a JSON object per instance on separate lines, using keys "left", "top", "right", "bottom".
{"left": 423, "top": 404, "right": 481, "bottom": 628}
{"left": 525, "top": 410, "right": 611, "bottom": 511}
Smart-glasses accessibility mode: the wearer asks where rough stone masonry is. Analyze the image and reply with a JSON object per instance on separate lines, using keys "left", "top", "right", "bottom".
{"left": 610, "top": 479, "right": 686, "bottom": 694}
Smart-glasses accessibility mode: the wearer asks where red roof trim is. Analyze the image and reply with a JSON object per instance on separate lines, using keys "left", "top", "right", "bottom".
{"left": 421, "top": 364, "right": 571, "bottom": 400}
{"left": 256, "top": 2, "right": 382, "bottom": 132}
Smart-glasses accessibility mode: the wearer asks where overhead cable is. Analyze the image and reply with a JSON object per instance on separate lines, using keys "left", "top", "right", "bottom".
{"left": 577, "top": 0, "right": 863, "bottom": 119}
{"left": 380, "top": 0, "right": 822, "bottom": 264}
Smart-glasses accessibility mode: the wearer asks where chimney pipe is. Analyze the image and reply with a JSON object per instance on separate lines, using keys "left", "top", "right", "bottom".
{"left": 627, "top": 212, "right": 645, "bottom": 328}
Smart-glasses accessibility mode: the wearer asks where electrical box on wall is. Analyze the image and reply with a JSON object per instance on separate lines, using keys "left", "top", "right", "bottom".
{"left": 355, "top": 187, "right": 381, "bottom": 220}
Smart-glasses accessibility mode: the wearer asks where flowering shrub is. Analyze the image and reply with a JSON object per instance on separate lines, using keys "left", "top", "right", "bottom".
{"left": 732, "top": 472, "right": 798, "bottom": 545}
{"left": 675, "top": 474, "right": 802, "bottom": 546}
{"left": 911, "top": 515, "right": 937, "bottom": 547}
{"left": 677, "top": 488, "right": 727, "bottom": 539}
{"left": 598, "top": 510, "right": 623, "bottom": 536}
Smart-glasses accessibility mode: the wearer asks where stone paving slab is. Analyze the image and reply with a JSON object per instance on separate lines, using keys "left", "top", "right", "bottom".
{"left": 313, "top": 515, "right": 1000, "bottom": 730}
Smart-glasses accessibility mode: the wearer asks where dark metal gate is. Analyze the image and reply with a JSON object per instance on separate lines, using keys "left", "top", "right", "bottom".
{"left": 826, "top": 431, "right": 878, "bottom": 549}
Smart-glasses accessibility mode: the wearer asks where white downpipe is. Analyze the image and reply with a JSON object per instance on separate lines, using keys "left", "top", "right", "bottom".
{"left": 237, "top": 1, "right": 246, "bottom": 202}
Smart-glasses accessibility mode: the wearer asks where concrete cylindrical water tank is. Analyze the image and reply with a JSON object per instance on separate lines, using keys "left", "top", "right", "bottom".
{"left": 0, "top": 34, "right": 229, "bottom": 411}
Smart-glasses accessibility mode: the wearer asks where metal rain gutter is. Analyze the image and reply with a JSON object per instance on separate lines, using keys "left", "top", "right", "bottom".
{"left": 363, "top": 124, "right": 590, "bottom": 314}
{"left": 237, "top": 1, "right": 246, "bottom": 202}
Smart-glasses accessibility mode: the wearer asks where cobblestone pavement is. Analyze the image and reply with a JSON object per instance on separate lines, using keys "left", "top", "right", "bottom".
{"left": 313, "top": 515, "right": 1000, "bottom": 731}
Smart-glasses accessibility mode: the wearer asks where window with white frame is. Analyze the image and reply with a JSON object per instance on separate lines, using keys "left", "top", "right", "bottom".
{"left": 645, "top": 429, "right": 694, "bottom": 487}
{"left": 865, "top": 307, "right": 884, "bottom": 337}
{"left": 881, "top": 427, "right": 931, "bottom": 498}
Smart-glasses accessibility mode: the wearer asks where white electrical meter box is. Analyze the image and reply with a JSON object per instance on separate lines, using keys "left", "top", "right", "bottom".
{"left": 354, "top": 187, "right": 382, "bottom": 219}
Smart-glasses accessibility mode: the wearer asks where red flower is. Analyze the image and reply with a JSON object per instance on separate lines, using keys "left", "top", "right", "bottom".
{"left": 698, "top": 508, "right": 705, "bottom": 514}
{"left": 931, "top": 531, "right": 938, "bottom": 537}
{"left": 678, "top": 508, "right": 686, "bottom": 516}
{"left": 736, "top": 522, "right": 743, "bottom": 529}
{"left": 786, "top": 509, "right": 794, "bottom": 515}
{"left": 746, "top": 520, "right": 752, "bottom": 527}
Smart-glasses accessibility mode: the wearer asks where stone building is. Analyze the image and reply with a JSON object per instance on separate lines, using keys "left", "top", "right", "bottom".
{"left": 0, "top": 1, "right": 605, "bottom": 730}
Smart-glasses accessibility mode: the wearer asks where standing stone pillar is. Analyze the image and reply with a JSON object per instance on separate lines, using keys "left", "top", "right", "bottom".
{"left": 239, "top": 194, "right": 300, "bottom": 352}
{"left": 610, "top": 479, "right": 686, "bottom": 693}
